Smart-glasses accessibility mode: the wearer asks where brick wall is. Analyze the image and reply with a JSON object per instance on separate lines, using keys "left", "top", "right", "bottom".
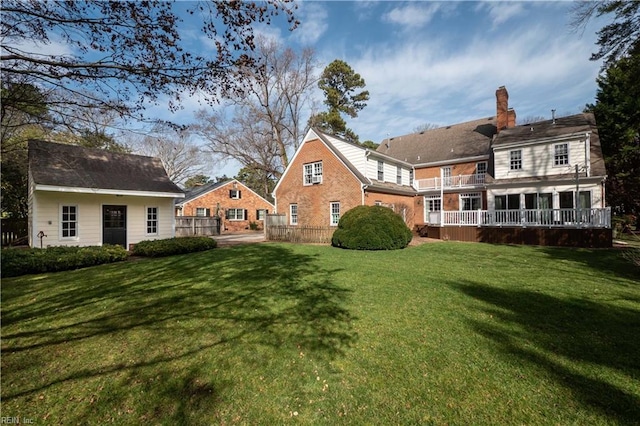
{"left": 414, "top": 161, "right": 482, "bottom": 180}
{"left": 180, "top": 181, "right": 274, "bottom": 232}
{"left": 275, "top": 138, "right": 363, "bottom": 227}
{"left": 364, "top": 191, "right": 416, "bottom": 229}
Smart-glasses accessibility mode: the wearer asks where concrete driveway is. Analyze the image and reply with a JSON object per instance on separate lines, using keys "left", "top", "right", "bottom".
{"left": 212, "top": 231, "right": 265, "bottom": 247}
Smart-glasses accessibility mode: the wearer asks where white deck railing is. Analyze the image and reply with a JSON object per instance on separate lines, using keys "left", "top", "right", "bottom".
{"left": 428, "top": 208, "right": 611, "bottom": 228}
{"left": 415, "top": 174, "right": 485, "bottom": 191}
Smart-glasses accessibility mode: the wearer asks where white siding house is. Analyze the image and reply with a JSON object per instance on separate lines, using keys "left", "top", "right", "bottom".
{"left": 28, "top": 140, "right": 184, "bottom": 249}
{"left": 488, "top": 113, "right": 607, "bottom": 214}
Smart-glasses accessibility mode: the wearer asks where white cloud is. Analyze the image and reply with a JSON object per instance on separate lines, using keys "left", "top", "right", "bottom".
{"left": 290, "top": 2, "right": 329, "bottom": 45}
{"left": 476, "top": 2, "right": 527, "bottom": 29}
{"left": 346, "top": 20, "right": 601, "bottom": 141}
{"left": 382, "top": 3, "right": 444, "bottom": 28}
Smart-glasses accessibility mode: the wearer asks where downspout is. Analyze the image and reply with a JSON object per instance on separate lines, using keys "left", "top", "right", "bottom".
{"left": 585, "top": 132, "right": 591, "bottom": 177}
{"left": 361, "top": 184, "right": 368, "bottom": 205}
{"left": 440, "top": 167, "right": 444, "bottom": 226}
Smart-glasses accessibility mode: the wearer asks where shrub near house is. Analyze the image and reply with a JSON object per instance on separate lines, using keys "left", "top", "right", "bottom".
{"left": 332, "top": 205, "right": 413, "bottom": 250}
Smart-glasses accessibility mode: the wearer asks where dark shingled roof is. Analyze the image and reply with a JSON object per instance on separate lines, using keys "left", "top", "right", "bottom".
{"left": 179, "top": 180, "right": 229, "bottom": 204}
{"left": 376, "top": 117, "right": 497, "bottom": 164}
{"left": 492, "top": 113, "right": 606, "bottom": 177}
{"left": 29, "top": 139, "right": 184, "bottom": 195}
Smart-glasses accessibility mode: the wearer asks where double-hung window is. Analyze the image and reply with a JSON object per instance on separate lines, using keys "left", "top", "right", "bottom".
{"left": 304, "top": 161, "right": 323, "bottom": 185}
{"left": 554, "top": 143, "right": 569, "bottom": 166}
{"left": 146, "top": 207, "right": 158, "bottom": 235}
{"left": 229, "top": 189, "right": 241, "bottom": 199}
{"left": 196, "top": 207, "right": 211, "bottom": 217}
{"left": 290, "top": 204, "right": 298, "bottom": 225}
{"left": 377, "top": 161, "right": 384, "bottom": 181}
{"left": 330, "top": 202, "right": 340, "bottom": 226}
{"left": 510, "top": 150, "right": 522, "bottom": 170}
{"left": 396, "top": 166, "right": 402, "bottom": 185}
{"left": 256, "top": 209, "right": 268, "bottom": 221}
{"left": 61, "top": 205, "right": 78, "bottom": 238}
{"left": 460, "top": 193, "right": 482, "bottom": 211}
{"left": 227, "top": 209, "right": 245, "bottom": 221}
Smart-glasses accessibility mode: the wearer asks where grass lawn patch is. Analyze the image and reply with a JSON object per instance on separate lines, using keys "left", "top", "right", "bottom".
{"left": 2, "top": 242, "right": 639, "bottom": 424}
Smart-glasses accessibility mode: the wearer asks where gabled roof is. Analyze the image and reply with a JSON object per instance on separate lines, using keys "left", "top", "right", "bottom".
{"left": 492, "top": 113, "right": 606, "bottom": 177}
{"left": 376, "top": 117, "right": 497, "bottom": 165}
{"left": 309, "top": 128, "right": 369, "bottom": 184}
{"left": 28, "top": 139, "right": 184, "bottom": 197}
{"left": 176, "top": 179, "right": 275, "bottom": 207}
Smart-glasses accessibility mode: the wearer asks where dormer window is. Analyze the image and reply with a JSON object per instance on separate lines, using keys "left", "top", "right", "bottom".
{"left": 304, "top": 161, "right": 323, "bottom": 185}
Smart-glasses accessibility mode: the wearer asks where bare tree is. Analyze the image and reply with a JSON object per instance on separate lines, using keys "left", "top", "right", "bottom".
{"left": 133, "top": 124, "right": 212, "bottom": 186}
{"left": 413, "top": 123, "right": 440, "bottom": 133}
{"left": 1, "top": 1, "right": 298, "bottom": 123}
{"left": 192, "top": 36, "right": 318, "bottom": 177}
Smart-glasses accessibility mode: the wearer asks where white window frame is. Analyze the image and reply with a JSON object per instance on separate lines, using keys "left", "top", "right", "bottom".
{"left": 424, "top": 195, "right": 441, "bottom": 224}
{"left": 290, "top": 204, "right": 298, "bottom": 225}
{"left": 330, "top": 202, "right": 340, "bottom": 226}
{"left": 195, "top": 207, "right": 210, "bottom": 217}
{"left": 377, "top": 161, "right": 384, "bottom": 181}
{"left": 510, "top": 150, "right": 522, "bottom": 170}
{"left": 227, "top": 208, "right": 245, "bottom": 221}
{"left": 146, "top": 206, "right": 158, "bottom": 235}
{"left": 460, "top": 192, "right": 482, "bottom": 211}
{"left": 303, "top": 161, "right": 323, "bottom": 185}
{"left": 409, "top": 169, "right": 414, "bottom": 186}
{"left": 60, "top": 204, "right": 78, "bottom": 239}
{"left": 442, "top": 166, "right": 452, "bottom": 186}
{"left": 230, "top": 189, "right": 241, "bottom": 199}
{"left": 554, "top": 143, "right": 569, "bottom": 166}
{"left": 476, "top": 161, "right": 488, "bottom": 175}
{"left": 256, "top": 209, "right": 267, "bottom": 221}
{"left": 396, "top": 166, "right": 402, "bottom": 185}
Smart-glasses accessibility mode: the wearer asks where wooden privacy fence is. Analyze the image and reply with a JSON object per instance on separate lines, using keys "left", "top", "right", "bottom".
{"left": 266, "top": 225, "right": 335, "bottom": 244}
{"left": 1, "top": 218, "right": 28, "bottom": 246}
{"left": 175, "top": 216, "right": 220, "bottom": 237}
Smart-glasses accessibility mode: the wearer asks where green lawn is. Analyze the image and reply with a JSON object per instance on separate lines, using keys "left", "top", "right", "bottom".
{"left": 2, "top": 242, "right": 639, "bottom": 425}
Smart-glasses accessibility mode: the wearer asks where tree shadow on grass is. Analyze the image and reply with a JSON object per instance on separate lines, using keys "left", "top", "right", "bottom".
{"left": 538, "top": 245, "right": 640, "bottom": 282}
{"left": 451, "top": 280, "right": 640, "bottom": 424}
{"left": 1, "top": 244, "right": 357, "bottom": 423}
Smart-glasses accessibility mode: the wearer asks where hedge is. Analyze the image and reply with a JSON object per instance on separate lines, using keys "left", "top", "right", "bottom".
{"left": 131, "top": 236, "right": 217, "bottom": 257}
{"left": 1, "top": 245, "right": 129, "bottom": 278}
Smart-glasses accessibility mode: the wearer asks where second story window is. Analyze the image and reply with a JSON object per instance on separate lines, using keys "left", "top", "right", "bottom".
{"left": 377, "top": 161, "right": 384, "bottom": 181}
{"left": 554, "top": 143, "right": 569, "bottom": 166}
{"left": 229, "top": 189, "right": 241, "bottom": 199}
{"left": 396, "top": 166, "right": 402, "bottom": 185}
{"left": 304, "top": 161, "right": 323, "bottom": 185}
{"left": 510, "top": 150, "right": 522, "bottom": 170}
{"left": 409, "top": 169, "right": 414, "bottom": 186}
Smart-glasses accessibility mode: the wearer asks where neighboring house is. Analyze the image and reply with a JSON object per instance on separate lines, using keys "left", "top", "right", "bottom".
{"left": 28, "top": 140, "right": 185, "bottom": 249}
{"left": 175, "top": 179, "right": 274, "bottom": 232}
{"left": 273, "top": 128, "right": 416, "bottom": 229}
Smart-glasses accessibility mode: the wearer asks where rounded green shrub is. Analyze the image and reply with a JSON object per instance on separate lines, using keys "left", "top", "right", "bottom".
{"left": 131, "top": 236, "right": 217, "bottom": 257}
{"left": 331, "top": 205, "right": 413, "bottom": 250}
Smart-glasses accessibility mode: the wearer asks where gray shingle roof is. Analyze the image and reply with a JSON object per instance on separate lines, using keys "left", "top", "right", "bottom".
{"left": 376, "top": 117, "right": 497, "bottom": 164}
{"left": 492, "top": 113, "right": 606, "bottom": 177}
{"left": 28, "top": 139, "right": 184, "bottom": 195}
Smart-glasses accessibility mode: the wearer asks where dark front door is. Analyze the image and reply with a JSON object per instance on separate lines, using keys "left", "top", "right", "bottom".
{"left": 103, "top": 205, "right": 127, "bottom": 248}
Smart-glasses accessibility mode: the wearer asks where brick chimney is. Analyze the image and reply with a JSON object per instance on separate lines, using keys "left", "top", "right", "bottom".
{"left": 508, "top": 108, "right": 516, "bottom": 128}
{"left": 496, "top": 86, "right": 509, "bottom": 133}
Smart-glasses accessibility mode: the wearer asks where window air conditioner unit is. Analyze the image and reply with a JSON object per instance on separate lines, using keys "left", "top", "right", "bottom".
{"left": 312, "top": 175, "right": 322, "bottom": 184}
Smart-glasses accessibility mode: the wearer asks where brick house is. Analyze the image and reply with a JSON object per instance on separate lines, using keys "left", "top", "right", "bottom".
{"left": 273, "top": 129, "right": 416, "bottom": 229}
{"left": 175, "top": 179, "right": 274, "bottom": 232}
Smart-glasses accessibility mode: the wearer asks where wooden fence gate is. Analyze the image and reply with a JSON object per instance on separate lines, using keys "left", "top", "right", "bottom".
{"left": 175, "top": 216, "right": 220, "bottom": 237}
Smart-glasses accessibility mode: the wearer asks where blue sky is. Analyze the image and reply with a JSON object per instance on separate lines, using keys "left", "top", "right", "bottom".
{"left": 153, "top": 0, "right": 606, "bottom": 148}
